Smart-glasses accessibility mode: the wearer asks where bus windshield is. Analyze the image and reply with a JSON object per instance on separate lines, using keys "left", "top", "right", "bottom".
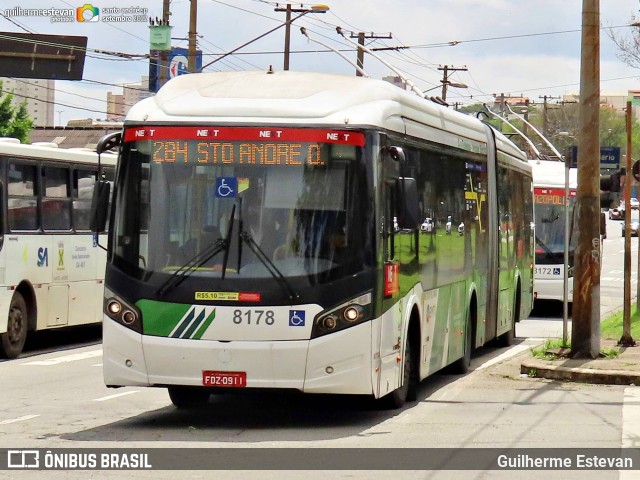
{"left": 533, "top": 187, "right": 576, "bottom": 265}
{"left": 111, "top": 127, "right": 374, "bottom": 293}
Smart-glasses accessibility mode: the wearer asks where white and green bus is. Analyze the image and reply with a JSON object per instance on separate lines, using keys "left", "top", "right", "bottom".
{"left": 529, "top": 159, "right": 578, "bottom": 304}
{"left": 0, "top": 138, "right": 117, "bottom": 358}
{"left": 92, "top": 71, "right": 534, "bottom": 408}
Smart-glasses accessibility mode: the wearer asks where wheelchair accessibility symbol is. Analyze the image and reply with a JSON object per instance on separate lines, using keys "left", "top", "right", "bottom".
{"left": 215, "top": 177, "right": 237, "bottom": 198}
{"left": 289, "top": 310, "right": 305, "bottom": 327}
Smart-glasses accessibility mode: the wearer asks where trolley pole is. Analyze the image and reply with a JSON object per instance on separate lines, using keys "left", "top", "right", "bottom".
{"left": 350, "top": 32, "right": 392, "bottom": 77}
{"left": 571, "top": 0, "right": 601, "bottom": 358}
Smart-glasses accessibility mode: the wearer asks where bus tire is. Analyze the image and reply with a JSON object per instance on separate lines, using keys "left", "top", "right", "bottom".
{"left": 451, "top": 311, "right": 472, "bottom": 374}
{"left": 380, "top": 339, "right": 414, "bottom": 409}
{"left": 168, "top": 387, "right": 210, "bottom": 408}
{"left": 0, "top": 292, "right": 28, "bottom": 359}
{"left": 497, "top": 287, "right": 519, "bottom": 347}
{"left": 497, "top": 322, "right": 515, "bottom": 347}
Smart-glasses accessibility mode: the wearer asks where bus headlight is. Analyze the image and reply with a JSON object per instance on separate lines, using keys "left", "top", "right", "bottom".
{"left": 104, "top": 288, "right": 142, "bottom": 333}
{"left": 311, "top": 293, "right": 372, "bottom": 339}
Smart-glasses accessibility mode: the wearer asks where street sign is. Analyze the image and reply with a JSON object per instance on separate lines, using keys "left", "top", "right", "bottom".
{"left": 0, "top": 32, "right": 87, "bottom": 80}
{"left": 567, "top": 146, "right": 621, "bottom": 169}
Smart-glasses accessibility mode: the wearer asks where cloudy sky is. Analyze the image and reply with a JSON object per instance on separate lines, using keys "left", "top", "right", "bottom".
{"left": 2, "top": 0, "right": 640, "bottom": 124}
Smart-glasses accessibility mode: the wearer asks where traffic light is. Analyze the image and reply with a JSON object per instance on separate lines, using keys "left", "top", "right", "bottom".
{"left": 600, "top": 169, "right": 623, "bottom": 209}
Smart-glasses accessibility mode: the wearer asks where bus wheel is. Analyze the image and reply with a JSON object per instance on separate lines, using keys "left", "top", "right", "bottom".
{"left": 451, "top": 314, "right": 472, "bottom": 374}
{"left": 168, "top": 387, "right": 210, "bottom": 408}
{"left": 0, "top": 292, "right": 28, "bottom": 359}
{"left": 497, "top": 322, "right": 515, "bottom": 347}
{"left": 381, "top": 340, "right": 414, "bottom": 409}
{"left": 497, "top": 290, "right": 519, "bottom": 347}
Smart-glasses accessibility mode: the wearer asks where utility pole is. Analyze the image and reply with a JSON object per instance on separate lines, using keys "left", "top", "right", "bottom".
{"left": 350, "top": 32, "right": 392, "bottom": 76}
{"left": 492, "top": 93, "right": 511, "bottom": 132}
{"left": 621, "top": 101, "right": 635, "bottom": 346}
{"left": 522, "top": 97, "right": 530, "bottom": 139}
{"left": 538, "top": 94, "right": 560, "bottom": 138}
{"left": 274, "top": 4, "right": 328, "bottom": 70}
{"left": 188, "top": 0, "right": 198, "bottom": 73}
{"left": 158, "top": 0, "right": 171, "bottom": 88}
{"left": 438, "top": 65, "right": 467, "bottom": 102}
{"left": 571, "top": 0, "right": 601, "bottom": 359}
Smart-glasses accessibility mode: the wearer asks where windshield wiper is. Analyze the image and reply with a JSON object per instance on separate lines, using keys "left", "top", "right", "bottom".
{"left": 156, "top": 204, "right": 236, "bottom": 297}
{"left": 239, "top": 230, "right": 299, "bottom": 301}
{"left": 219, "top": 203, "right": 236, "bottom": 280}
{"left": 235, "top": 196, "right": 298, "bottom": 301}
{"left": 535, "top": 235, "right": 560, "bottom": 262}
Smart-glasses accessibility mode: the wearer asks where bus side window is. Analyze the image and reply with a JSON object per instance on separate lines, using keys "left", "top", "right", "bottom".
{"left": 42, "top": 165, "right": 72, "bottom": 231}
{"left": 8, "top": 162, "right": 38, "bottom": 231}
{"left": 72, "top": 169, "right": 97, "bottom": 231}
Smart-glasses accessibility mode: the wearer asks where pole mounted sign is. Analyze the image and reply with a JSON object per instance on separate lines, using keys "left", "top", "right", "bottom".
{"left": 149, "top": 47, "right": 202, "bottom": 92}
{"left": 566, "top": 146, "right": 621, "bottom": 169}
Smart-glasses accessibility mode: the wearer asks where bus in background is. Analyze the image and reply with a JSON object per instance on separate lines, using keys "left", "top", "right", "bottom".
{"left": 529, "top": 159, "right": 577, "bottom": 305}
{"left": 92, "top": 71, "right": 533, "bottom": 409}
{"left": 0, "top": 139, "right": 117, "bottom": 358}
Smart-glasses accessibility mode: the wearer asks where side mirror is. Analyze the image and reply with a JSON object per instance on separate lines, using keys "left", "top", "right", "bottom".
{"left": 387, "top": 146, "right": 405, "bottom": 162}
{"left": 395, "top": 177, "right": 419, "bottom": 229}
{"left": 96, "top": 132, "right": 121, "bottom": 155}
{"left": 90, "top": 180, "right": 111, "bottom": 233}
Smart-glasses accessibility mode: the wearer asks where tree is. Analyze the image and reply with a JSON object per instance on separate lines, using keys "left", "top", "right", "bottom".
{"left": 609, "top": 16, "right": 640, "bottom": 69}
{"left": 0, "top": 81, "right": 34, "bottom": 143}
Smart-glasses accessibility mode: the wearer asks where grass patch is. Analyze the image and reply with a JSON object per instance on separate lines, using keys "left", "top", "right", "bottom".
{"left": 600, "top": 348, "right": 620, "bottom": 359}
{"left": 531, "top": 338, "right": 621, "bottom": 360}
{"left": 600, "top": 309, "right": 640, "bottom": 340}
{"left": 531, "top": 338, "right": 570, "bottom": 359}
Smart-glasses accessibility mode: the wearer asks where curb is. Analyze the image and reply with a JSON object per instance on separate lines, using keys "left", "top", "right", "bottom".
{"left": 521, "top": 360, "right": 640, "bottom": 386}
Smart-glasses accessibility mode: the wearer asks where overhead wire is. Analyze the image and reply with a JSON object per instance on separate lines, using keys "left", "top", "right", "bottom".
{"left": 0, "top": 0, "right": 637, "bottom": 112}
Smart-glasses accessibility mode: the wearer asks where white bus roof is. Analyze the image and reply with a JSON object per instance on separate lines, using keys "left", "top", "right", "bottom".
{"left": 126, "top": 70, "right": 527, "bottom": 164}
{"left": 0, "top": 139, "right": 117, "bottom": 166}
{"left": 529, "top": 158, "right": 577, "bottom": 189}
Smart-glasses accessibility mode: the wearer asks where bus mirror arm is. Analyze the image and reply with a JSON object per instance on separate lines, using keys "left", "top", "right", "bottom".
{"left": 90, "top": 180, "right": 111, "bottom": 234}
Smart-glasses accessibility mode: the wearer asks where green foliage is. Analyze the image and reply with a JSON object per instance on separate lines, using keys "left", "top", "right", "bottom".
{"left": 0, "top": 81, "right": 34, "bottom": 143}
{"left": 531, "top": 338, "right": 570, "bottom": 359}
{"left": 600, "top": 309, "right": 640, "bottom": 340}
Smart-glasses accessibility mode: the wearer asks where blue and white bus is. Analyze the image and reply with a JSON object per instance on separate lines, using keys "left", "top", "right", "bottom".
{"left": 0, "top": 139, "right": 117, "bottom": 358}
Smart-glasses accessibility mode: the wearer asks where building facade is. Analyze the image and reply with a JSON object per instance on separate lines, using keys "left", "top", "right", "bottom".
{"left": 0, "top": 78, "right": 55, "bottom": 127}
{"left": 106, "top": 76, "right": 152, "bottom": 121}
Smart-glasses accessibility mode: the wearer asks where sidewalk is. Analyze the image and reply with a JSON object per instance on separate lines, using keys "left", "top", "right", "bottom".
{"left": 520, "top": 298, "right": 640, "bottom": 385}
{"left": 520, "top": 338, "right": 640, "bottom": 385}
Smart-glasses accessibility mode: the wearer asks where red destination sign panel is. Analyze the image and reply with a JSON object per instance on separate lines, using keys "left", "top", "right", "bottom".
{"left": 124, "top": 126, "right": 365, "bottom": 146}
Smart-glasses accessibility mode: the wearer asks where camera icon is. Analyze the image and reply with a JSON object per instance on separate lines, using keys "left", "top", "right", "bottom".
{"left": 76, "top": 4, "right": 99, "bottom": 22}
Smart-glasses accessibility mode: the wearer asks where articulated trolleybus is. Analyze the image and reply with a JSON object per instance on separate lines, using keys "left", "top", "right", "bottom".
{"left": 0, "top": 138, "right": 116, "bottom": 358}
{"left": 529, "top": 159, "right": 577, "bottom": 304}
{"left": 93, "top": 71, "right": 533, "bottom": 408}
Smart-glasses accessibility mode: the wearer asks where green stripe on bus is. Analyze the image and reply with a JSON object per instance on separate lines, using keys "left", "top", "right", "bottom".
{"left": 181, "top": 309, "right": 205, "bottom": 338}
{"left": 193, "top": 309, "right": 216, "bottom": 339}
{"left": 137, "top": 300, "right": 192, "bottom": 337}
{"left": 171, "top": 308, "right": 195, "bottom": 338}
